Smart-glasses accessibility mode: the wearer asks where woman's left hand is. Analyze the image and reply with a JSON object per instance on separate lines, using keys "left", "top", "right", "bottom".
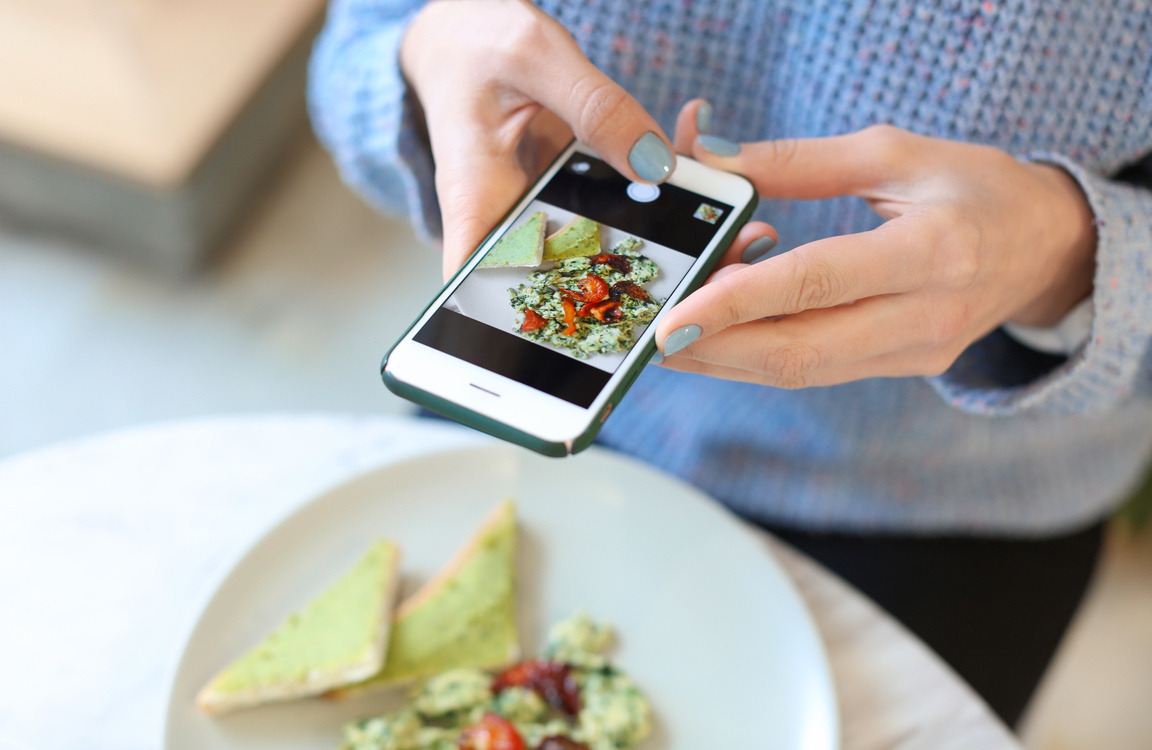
{"left": 655, "top": 103, "right": 1098, "bottom": 388}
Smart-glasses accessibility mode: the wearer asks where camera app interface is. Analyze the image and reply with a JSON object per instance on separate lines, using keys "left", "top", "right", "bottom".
{"left": 414, "top": 153, "right": 733, "bottom": 408}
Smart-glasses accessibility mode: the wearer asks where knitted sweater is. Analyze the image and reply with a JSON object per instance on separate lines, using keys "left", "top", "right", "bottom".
{"left": 309, "top": 0, "right": 1152, "bottom": 535}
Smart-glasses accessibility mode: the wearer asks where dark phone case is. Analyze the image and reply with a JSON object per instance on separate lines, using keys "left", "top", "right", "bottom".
{"left": 382, "top": 146, "right": 759, "bottom": 457}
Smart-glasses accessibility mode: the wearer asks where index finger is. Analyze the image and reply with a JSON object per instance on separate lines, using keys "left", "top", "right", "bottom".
{"left": 656, "top": 220, "right": 934, "bottom": 348}
{"left": 691, "top": 124, "right": 928, "bottom": 201}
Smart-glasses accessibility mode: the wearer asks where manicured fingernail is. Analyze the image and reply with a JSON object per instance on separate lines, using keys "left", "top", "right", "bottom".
{"left": 695, "top": 101, "right": 713, "bottom": 135}
{"left": 629, "top": 132, "right": 675, "bottom": 183}
{"left": 664, "top": 325, "right": 702, "bottom": 356}
{"left": 648, "top": 349, "right": 664, "bottom": 366}
{"left": 741, "top": 235, "right": 778, "bottom": 264}
{"left": 697, "top": 135, "right": 741, "bottom": 157}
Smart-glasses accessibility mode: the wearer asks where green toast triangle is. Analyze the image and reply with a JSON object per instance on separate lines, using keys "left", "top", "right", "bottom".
{"left": 479, "top": 212, "right": 546, "bottom": 267}
{"left": 543, "top": 216, "right": 600, "bottom": 261}
{"left": 196, "top": 539, "right": 401, "bottom": 714}
{"left": 330, "top": 500, "right": 519, "bottom": 697}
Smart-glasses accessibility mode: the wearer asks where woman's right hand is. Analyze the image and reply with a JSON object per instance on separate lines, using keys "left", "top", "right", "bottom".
{"left": 400, "top": 0, "right": 676, "bottom": 280}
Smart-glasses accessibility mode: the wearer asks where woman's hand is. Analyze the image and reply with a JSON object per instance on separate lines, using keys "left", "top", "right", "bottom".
{"left": 400, "top": 0, "right": 676, "bottom": 280}
{"left": 655, "top": 104, "right": 1097, "bottom": 388}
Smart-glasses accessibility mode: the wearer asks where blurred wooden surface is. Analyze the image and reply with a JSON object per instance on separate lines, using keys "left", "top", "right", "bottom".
{"left": 0, "top": 0, "right": 326, "bottom": 186}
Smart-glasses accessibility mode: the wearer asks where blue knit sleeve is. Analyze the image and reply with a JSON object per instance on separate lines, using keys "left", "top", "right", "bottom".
{"left": 307, "top": 0, "right": 441, "bottom": 240}
{"left": 929, "top": 154, "right": 1152, "bottom": 417}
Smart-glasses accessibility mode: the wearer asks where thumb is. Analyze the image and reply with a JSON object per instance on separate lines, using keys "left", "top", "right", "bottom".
{"left": 511, "top": 21, "right": 675, "bottom": 184}
{"left": 691, "top": 124, "right": 922, "bottom": 200}
{"left": 435, "top": 149, "right": 531, "bottom": 281}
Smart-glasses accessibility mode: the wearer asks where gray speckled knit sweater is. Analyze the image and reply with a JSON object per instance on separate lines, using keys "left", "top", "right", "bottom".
{"left": 309, "top": 0, "right": 1152, "bottom": 535}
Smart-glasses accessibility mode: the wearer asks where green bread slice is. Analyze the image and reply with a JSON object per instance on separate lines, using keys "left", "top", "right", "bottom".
{"left": 196, "top": 539, "right": 401, "bottom": 714}
{"left": 543, "top": 215, "right": 600, "bottom": 261}
{"left": 330, "top": 500, "right": 519, "bottom": 698}
{"left": 480, "top": 212, "right": 546, "bottom": 267}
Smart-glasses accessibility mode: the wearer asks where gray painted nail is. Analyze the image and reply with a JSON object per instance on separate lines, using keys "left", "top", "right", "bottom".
{"left": 648, "top": 349, "right": 664, "bottom": 366}
{"left": 695, "top": 101, "right": 713, "bottom": 135}
{"left": 628, "top": 132, "right": 675, "bottom": 183}
{"left": 697, "top": 135, "right": 741, "bottom": 157}
{"left": 664, "top": 324, "right": 702, "bottom": 356}
{"left": 741, "top": 235, "right": 778, "bottom": 264}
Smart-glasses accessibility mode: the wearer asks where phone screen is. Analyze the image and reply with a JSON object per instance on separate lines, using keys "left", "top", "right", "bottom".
{"left": 413, "top": 152, "right": 734, "bottom": 409}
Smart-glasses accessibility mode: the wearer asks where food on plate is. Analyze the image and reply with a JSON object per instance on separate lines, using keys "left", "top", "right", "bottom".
{"left": 340, "top": 611, "right": 652, "bottom": 750}
{"left": 542, "top": 216, "right": 601, "bottom": 262}
{"left": 481, "top": 212, "right": 547, "bottom": 268}
{"left": 331, "top": 500, "right": 519, "bottom": 697}
{"left": 509, "top": 238, "right": 661, "bottom": 358}
{"left": 196, "top": 539, "right": 401, "bottom": 715}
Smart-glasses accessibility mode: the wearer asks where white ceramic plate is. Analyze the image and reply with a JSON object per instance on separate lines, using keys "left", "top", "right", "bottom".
{"left": 164, "top": 444, "right": 838, "bottom": 750}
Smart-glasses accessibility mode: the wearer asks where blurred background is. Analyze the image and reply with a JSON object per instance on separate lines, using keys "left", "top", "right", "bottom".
{"left": 0, "top": 1, "right": 1148, "bottom": 747}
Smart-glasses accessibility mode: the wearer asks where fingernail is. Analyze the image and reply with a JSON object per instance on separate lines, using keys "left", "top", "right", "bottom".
{"left": 629, "top": 132, "right": 675, "bottom": 183}
{"left": 695, "top": 101, "right": 713, "bottom": 135}
{"left": 697, "top": 135, "right": 741, "bottom": 157}
{"left": 648, "top": 349, "right": 664, "bottom": 366}
{"left": 741, "top": 235, "right": 778, "bottom": 264}
{"left": 664, "top": 324, "right": 702, "bottom": 356}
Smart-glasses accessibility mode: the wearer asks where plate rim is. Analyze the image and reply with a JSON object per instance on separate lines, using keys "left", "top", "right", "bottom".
{"left": 162, "top": 441, "right": 840, "bottom": 749}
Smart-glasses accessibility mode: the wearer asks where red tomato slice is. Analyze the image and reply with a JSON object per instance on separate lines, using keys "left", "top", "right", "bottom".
{"left": 457, "top": 712, "right": 526, "bottom": 750}
{"left": 492, "top": 659, "right": 582, "bottom": 715}
{"left": 561, "top": 298, "right": 578, "bottom": 336}
{"left": 520, "top": 309, "right": 547, "bottom": 332}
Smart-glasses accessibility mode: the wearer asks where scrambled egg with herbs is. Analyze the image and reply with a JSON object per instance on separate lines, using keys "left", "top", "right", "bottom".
{"left": 508, "top": 238, "right": 662, "bottom": 359}
{"left": 340, "top": 611, "right": 651, "bottom": 750}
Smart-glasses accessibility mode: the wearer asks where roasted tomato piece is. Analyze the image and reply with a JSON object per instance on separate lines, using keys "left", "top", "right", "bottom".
{"left": 457, "top": 713, "right": 526, "bottom": 750}
{"left": 586, "top": 300, "right": 622, "bottom": 323}
{"left": 561, "top": 298, "right": 578, "bottom": 336}
{"left": 590, "top": 253, "right": 632, "bottom": 274}
{"left": 492, "top": 659, "right": 582, "bottom": 715}
{"left": 609, "top": 280, "right": 651, "bottom": 303}
{"left": 563, "top": 273, "right": 609, "bottom": 304}
{"left": 537, "top": 737, "right": 591, "bottom": 750}
{"left": 520, "top": 309, "right": 547, "bottom": 332}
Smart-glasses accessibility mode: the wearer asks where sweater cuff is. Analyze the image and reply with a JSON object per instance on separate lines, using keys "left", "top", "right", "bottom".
{"left": 928, "top": 152, "right": 1152, "bottom": 416}
{"left": 308, "top": 1, "right": 441, "bottom": 241}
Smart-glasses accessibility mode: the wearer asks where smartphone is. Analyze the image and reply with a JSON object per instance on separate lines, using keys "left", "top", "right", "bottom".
{"left": 382, "top": 141, "right": 757, "bottom": 457}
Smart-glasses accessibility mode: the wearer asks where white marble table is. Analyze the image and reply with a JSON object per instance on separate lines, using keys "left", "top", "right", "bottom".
{"left": 0, "top": 415, "right": 1020, "bottom": 750}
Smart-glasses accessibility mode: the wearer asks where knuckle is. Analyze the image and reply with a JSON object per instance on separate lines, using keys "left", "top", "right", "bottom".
{"left": 931, "top": 207, "right": 982, "bottom": 289}
{"left": 570, "top": 79, "right": 632, "bottom": 145}
{"left": 921, "top": 301, "right": 970, "bottom": 347}
{"left": 495, "top": 13, "right": 551, "bottom": 69}
{"left": 785, "top": 256, "right": 845, "bottom": 313}
{"left": 860, "top": 123, "right": 908, "bottom": 159}
{"left": 757, "top": 340, "right": 821, "bottom": 388}
{"left": 767, "top": 138, "right": 802, "bottom": 169}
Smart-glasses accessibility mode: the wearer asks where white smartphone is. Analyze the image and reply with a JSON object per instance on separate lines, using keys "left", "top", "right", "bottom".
{"left": 383, "top": 141, "right": 757, "bottom": 456}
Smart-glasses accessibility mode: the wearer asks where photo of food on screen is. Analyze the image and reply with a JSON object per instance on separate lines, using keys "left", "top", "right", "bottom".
{"left": 443, "top": 203, "right": 694, "bottom": 374}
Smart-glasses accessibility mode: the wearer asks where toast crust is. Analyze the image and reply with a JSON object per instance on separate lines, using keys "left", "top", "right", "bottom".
{"left": 397, "top": 500, "right": 512, "bottom": 618}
